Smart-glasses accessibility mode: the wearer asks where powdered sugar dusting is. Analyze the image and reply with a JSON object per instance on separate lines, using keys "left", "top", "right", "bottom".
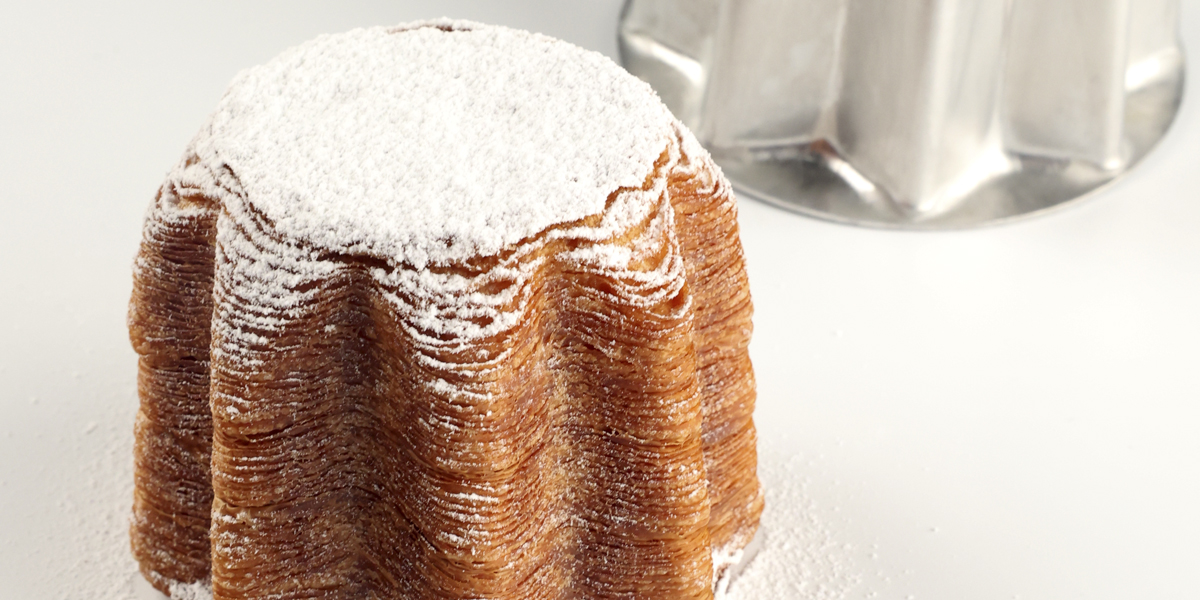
{"left": 148, "top": 18, "right": 702, "bottom": 367}
{"left": 185, "top": 19, "right": 675, "bottom": 268}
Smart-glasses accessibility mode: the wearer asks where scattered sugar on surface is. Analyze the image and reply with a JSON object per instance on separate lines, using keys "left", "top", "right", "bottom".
{"left": 723, "top": 450, "right": 862, "bottom": 600}
{"left": 167, "top": 580, "right": 213, "bottom": 600}
{"left": 47, "top": 376, "right": 144, "bottom": 600}
{"left": 187, "top": 19, "right": 675, "bottom": 267}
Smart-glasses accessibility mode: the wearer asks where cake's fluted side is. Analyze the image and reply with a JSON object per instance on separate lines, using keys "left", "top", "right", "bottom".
{"left": 667, "top": 133, "right": 762, "bottom": 576}
{"left": 206, "top": 216, "right": 374, "bottom": 597}
{"left": 128, "top": 184, "right": 218, "bottom": 594}
{"left": 550, "top": 183, "right": 714, "bottom": 599}
{"left": 130, "top": 129, "right": 760, "bottom": 599}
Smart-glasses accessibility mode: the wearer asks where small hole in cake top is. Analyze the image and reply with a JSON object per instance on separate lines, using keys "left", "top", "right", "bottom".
{"left": 190, "top": 19, "right": 677, "bottom": 268}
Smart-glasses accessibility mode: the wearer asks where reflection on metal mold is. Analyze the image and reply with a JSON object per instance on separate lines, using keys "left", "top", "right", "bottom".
{"left": 619, "top": 0, "right": 1186, "bottom": 228}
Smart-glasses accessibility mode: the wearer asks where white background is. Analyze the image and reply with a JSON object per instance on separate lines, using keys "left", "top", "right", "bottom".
{"left": 1, "top": 1, "right": 1197, "bottom": 598}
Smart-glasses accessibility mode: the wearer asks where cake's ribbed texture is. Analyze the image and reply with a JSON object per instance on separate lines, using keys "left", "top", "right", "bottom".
{"left": 129, "top": 20, "right": 760, "bottom": 600}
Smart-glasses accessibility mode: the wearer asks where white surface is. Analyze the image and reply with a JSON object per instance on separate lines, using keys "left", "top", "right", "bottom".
{"left": 1, "top": 1, "right": 1198, "bottom": 599}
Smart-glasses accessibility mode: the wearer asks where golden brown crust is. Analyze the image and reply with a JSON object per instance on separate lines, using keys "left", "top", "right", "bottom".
{"left": 129, "top": 137, "right": 759, "bottom": 599}
{"left": 667, "top": 144, "right": 762, "bottom": 563}
{"left": 129, "top": 190, "right": 218, "bottom": 592}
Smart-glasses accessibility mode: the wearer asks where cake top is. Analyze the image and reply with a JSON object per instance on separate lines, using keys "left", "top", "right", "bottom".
{"left": 188, "top": 19, "right": 677, "bottom": 268}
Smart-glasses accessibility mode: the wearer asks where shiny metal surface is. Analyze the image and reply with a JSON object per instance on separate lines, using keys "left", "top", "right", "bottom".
{"left": 619, "top": 0, "right": 1186, "bottom": 228}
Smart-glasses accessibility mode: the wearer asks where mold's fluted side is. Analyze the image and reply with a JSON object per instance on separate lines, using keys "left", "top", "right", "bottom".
{"left": 130, "top": 130, "right": 759, "bottom": 599}
{"left": 128, "top": 185, "right": 218, "bottom": 594}
{"left": 666, "top": 136, "right": 762, "bottom": 569}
